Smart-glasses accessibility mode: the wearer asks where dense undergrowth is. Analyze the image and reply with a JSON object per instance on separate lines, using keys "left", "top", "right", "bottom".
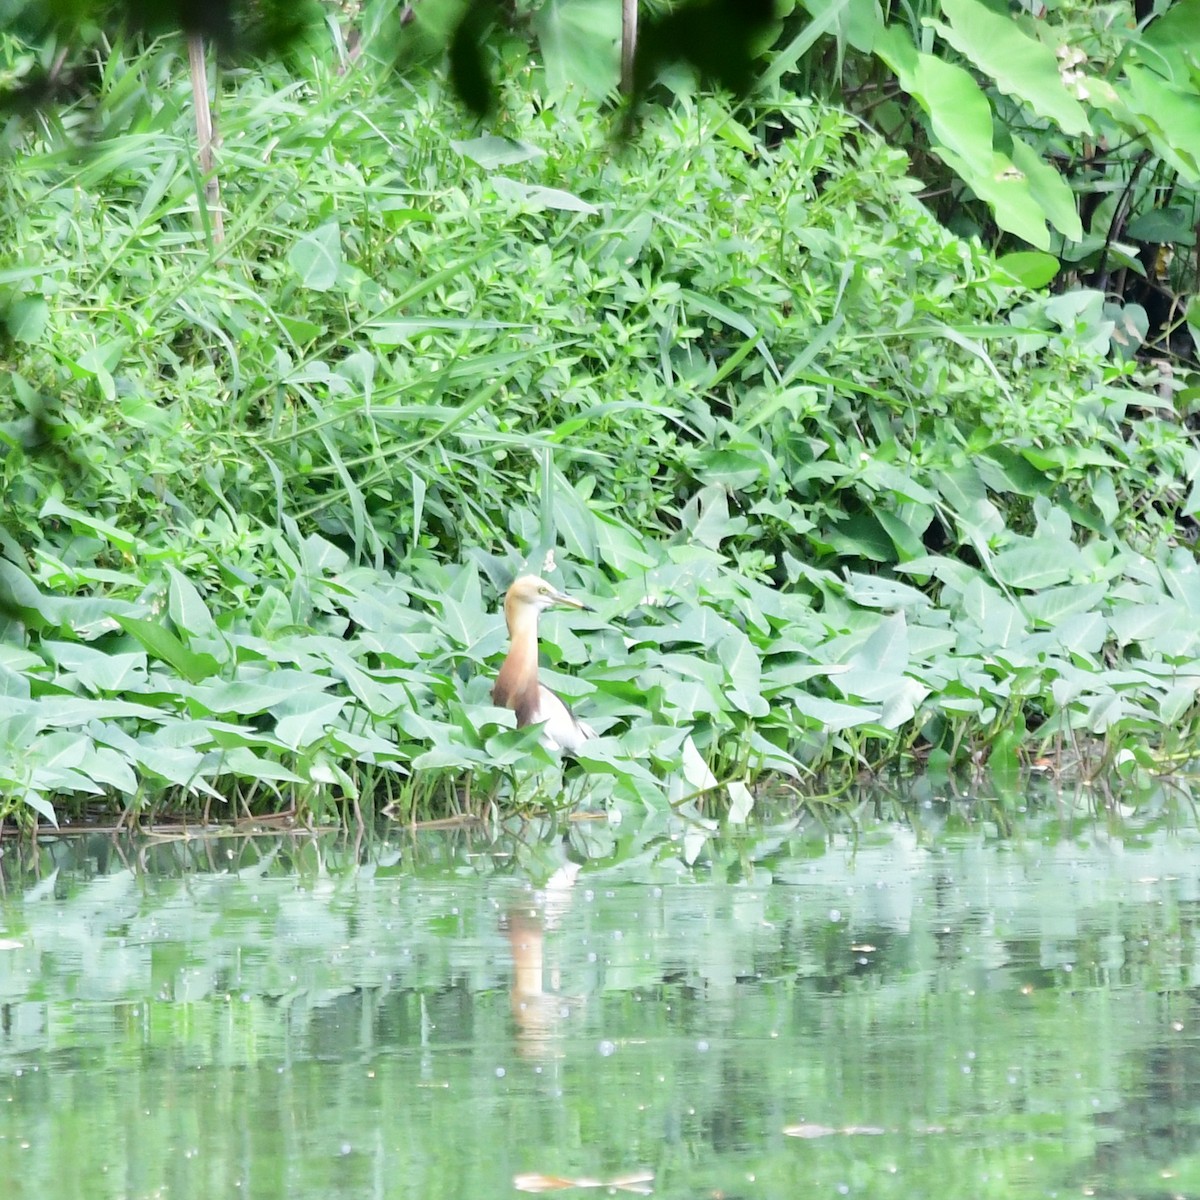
{"left": 2, "top": 20, "right": 1200, "bottom": 830}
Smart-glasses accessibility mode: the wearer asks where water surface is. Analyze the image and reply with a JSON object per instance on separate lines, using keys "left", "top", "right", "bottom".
{"left": 2, "top": 793, "right": 1199, "bottom": 1198}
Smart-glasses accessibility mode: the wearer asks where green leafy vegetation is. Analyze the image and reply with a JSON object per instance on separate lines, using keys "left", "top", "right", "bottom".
{"left": 1, "top": 9, "right": 1198, "bottom": 830}
{"left": 789, "top": 0, "right": 1200, "bottom": 360}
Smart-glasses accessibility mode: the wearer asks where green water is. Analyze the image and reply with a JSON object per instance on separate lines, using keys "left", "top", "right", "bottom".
{"left": 2, "top": 800, "right": 1200, "bottom": 1199}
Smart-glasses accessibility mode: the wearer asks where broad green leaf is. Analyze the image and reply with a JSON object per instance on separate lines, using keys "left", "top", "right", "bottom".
{"left": 274, "top": 697, "right": 348, "bottom": 750}
{"left": 1160, "top": 684, "right": 1198, "bottom": 725}
{"left": 31, "top": 729, "right": 88, "bottom": 770}
{"left": 252, "top": 588, "right": 294, "bottom": 638}
{"left": 0, "top": 712, "right": 38, "bottom": 748}
{"left": 532, "top": 0, "right": 621, "bottom": 98}
{"left": 672, "top": 606, "right": 736, "bottom": 649}
{"left": 1108, "top": 602, "right": 1186, "bottom": 648}
{"left": 1091, "top": 475, "right": 1120, "bottom": 527}
{"left": 843, "top": 574, "right": 932, "bottom": 612}
{"left": 1050, "top": 612, "right": 1106, "bottom": 657}
{"left": 40, "top": 642, "right": 147, "bottom": 694}
{"left": 213, "top": 746, "right": 305, "bottom": 784}
{"left": 936, "top": 0, "right": 1090, "bottom": 135}
{"left": 0, "top": 664, "right": 31, "bottom": 699}
{"left": 288, "top": 222, "right": 342, "bottom": 291}
{"left": 848, "top": 612, "right": 910, "bottom": 675}
{"left": 167, "top": 567, "right": 215, "bottom": 638}
{"left": 1159, "top": 545, "right": 1200, "bottom": 613}
{"left": 188, "top": 673, "right": 335, "bottom": 717}
{"left": 1119, "top": 67, "right": 1200, "bottom": 181}
{"left": 450, "top": 135, "right": 546, "bottom": 168}
{"left": 1083, "top": 691, "right": 1129, "bottom": 734}
{"left": 717, "top": 629, "right": 767, "bottom": 717}
{"left": 934, "top": 465, "right": 1006, "bottom": 542}
{"left": 825, "top": 511, "right": 894, "bottom": 562}
{"left": 549, "top": 471, "right": 599, "bottom": 562}
{"left": 82, "top": 744, "right": 139, "bottom": 794}
{"left": 991, "top": 542, "right": 1076, "bottom": 590}
{"left": 683, "top": 486, "right": 739, "bottom": 550}
{"left": 39, "top": 498, "right": 137, "bottom": 552}
{"left": 1008, "top": 136, "right": 1083, "bottom": 241}
{"left": 0, "top": 558, "right": 54, "bottom": 627}
{"left": 491, "top": 176, "right": 598, "bottom": 214}
{"left": 21, "top": 790, "right": 58, "bottom": 827}
{"left": 410, "top": 743, "right": 490, "bottom": 770}
{"left": 679, "top": 734, "right": 718, "bottom": 792}
{"left": 860, "top": 461, "right": 938, "bottom": 506}
{"left": 931, "top": 143, "right": 1051, "bottom": 249}
{"left": 1022, "top": 583, "right": 1107, "bottom": 625}
{"left": 995, "top": 252, "right": 1059, "bottom": 289}
{"left": 277, "top": 314, "right": 323, "bottom": 343}
{"left": 663, "top": 678, "right": 722, "bottom": 719}
{"left": 115, "top": 616, "right": 221, "bottom": 684}
{"left": 958, "top": 578, "right": 1025, "bottom": 648}
{"left": 792, "top": 693, "right": 883, "bottom": 731}
{"left": 30, "top": 696, "right": 163, "bottom": 725}
{"left": 125, "top": 743, "right": 218, "bottom": 793}
{"left": 873, "top": 25, "right": 995, "bottom": 177}
{"left": 332, "top": 659, "right": 413, "bottom": 717}
{"left": 878, "top": 677, "right": 929, "bottom": 729}
{"left": 481, "top": 722, "right": 551, "bottom": 765}
{"left": 1133, "top": 0, "right": 1200, "bottom": 84}
{"left": 875, "top": 509, "right": 926, "bottom": 562}
{"left": 5, "top": 297, "right": 49, "bottom": 343}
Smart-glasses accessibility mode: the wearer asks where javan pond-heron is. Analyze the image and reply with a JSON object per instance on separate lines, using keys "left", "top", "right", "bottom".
{"left": 492, "top": 575, "right": 595, "bottom": 755}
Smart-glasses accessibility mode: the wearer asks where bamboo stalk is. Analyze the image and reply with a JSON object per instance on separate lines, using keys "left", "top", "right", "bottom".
{"left": 620, "top": 0, "right": 638, "bottom": 96}
{"left": 187, "top": 34, "right": 224, "bottom": 245}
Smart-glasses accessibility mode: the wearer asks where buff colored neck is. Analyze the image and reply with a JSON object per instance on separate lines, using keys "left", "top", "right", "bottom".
{"left": 495, "top": 595, "right": 542, "bottom": 714}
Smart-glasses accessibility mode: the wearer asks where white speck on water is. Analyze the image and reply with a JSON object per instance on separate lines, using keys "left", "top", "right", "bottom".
{"left": 696, "top": 1040, "right": 709, "bottom": 1053}
{"left": 598, "top": 1040, "right": 616, "bottom": 1057}
{"left": 495, "top": 1067, "right": 506, "bottom": 1078}
{"left": 829, "top": 909, "right": 842, "bottom": 923}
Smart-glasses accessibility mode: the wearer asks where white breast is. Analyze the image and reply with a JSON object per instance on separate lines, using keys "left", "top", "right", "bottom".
{"left": 533, "top": 684, "right": 595, "bottom": 755}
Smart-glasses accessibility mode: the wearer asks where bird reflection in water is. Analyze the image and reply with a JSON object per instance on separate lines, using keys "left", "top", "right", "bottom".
{"left": 502, "top": 859, "right": 582, "bottom": 1057}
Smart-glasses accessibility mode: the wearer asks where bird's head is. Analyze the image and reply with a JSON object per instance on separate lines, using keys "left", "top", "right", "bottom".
{"left": 505, "top": 575, "right": 590, "bottom": 616}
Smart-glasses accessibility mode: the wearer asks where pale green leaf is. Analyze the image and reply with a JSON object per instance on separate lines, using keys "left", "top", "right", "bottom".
{"left": 936, "top": 0, "right": 1090, "bottom": 134}
{"left": 288, "top": 222, "right": 343, "bottom": 291}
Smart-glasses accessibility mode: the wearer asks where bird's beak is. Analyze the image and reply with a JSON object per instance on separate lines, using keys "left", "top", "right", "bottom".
{"left": 550, "top": 588, "right": 590, "bottom": 612}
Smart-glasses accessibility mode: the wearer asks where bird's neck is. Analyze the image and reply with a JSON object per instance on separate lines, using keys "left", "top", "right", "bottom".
{"left": 495, "top": 600, "right": 542, "bottom": 717}
{"left": 505, "top": 602, "right": 541, "bottom": 671}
